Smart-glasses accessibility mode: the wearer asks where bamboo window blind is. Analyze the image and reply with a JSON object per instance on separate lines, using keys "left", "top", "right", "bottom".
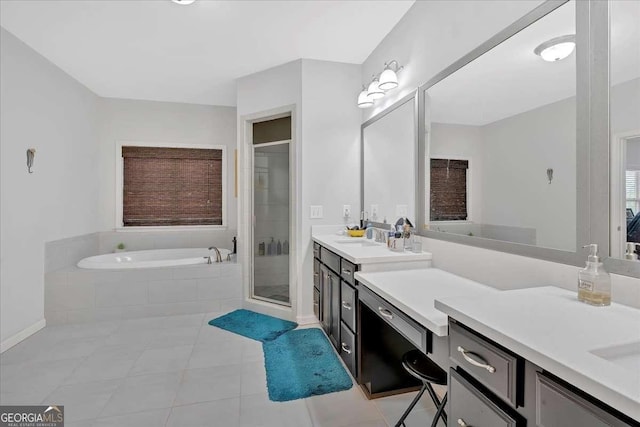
{"left": 122, "top": 146, "right": 223, "bottom": 226}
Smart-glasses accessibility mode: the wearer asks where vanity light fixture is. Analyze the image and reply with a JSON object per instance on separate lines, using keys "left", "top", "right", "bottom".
{"left": 171, "top": 0, "right": 196, "bottom": 5}
{"left": 357, "top": 85, "right": 374, "bottom": 109}
{"left": 378, "top": 60, "right": 403, "bottom": 91}
{"left": 534, "top": 35, "right": 576, "bottom": 62}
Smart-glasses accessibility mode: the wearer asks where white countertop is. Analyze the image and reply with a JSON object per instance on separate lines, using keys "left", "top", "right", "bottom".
{"left": 435, "top": 286, "right": 640, "bottom": 420}
{"left": 354, "top": 268, "right": 498, "bottom": 336}
{"left": 313, "top": 234, "right": 432, "bottom": 264}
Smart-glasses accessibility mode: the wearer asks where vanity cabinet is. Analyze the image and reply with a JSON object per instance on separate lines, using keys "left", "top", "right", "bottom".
{"left": 313, "top": 242, "right": 359, "bottom": 379}
{"left": 447, "top": 319, "right": 637, "bottom": 427}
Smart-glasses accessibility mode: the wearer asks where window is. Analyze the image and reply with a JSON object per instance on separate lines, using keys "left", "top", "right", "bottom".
{"left": 626, "top": 170, "right": 640, "bottom": 217}
{"left": 120, "top": 145, "right": 224, "bottom": 227}
{"left": 430, "top": 158, "right": 469, "bottom": 221}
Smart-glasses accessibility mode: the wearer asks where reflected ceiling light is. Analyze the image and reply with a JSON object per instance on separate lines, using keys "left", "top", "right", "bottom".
{"left": 534, "top": 35, "right": 576, "bottom": 62}
{"left": 357, "top": 86, "right": 374, "bottom": 108}
{"left": 367, "top": 77, "right": 384, "bottom": 100}
{"left": 171, "top": 0, "right": 196, "bottom": 5}
{"left": 378, "top": 60, "right": 404, "bottom": 91}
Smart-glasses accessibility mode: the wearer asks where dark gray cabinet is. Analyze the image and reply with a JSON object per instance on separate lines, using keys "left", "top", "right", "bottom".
{"left": 447, "top": 319, "right": 637, "bottom": 427}
{"left": 313, "top": 241, "right": 359, "bottom": 379}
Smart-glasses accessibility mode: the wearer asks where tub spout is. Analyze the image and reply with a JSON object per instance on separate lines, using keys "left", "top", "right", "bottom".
{"left": 208, "top": 246, "right": 223, "bottom": 263}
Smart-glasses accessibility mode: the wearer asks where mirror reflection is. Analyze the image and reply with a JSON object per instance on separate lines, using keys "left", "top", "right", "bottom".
{"left": 425, "top": 1, "right": 577, "bottom": 251}
{"left": 363, "top": 98, "right": 415, "bottom": 224}
{"left": 610, "top": 0, "right": 640, "bottom": 261}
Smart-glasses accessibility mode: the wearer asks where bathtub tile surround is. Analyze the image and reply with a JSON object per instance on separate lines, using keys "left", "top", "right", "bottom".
{"left": 45, "top": 263, "right": 242, "bottom": 325}
{"left": 45, "top": 233, "right": 100, "bottom": 274}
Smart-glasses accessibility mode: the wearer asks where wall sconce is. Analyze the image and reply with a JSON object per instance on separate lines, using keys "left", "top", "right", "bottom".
{"left": 357, "top": 60, "right": 403, "bottom": 108}
{"left": 26, "top": 148, "right": 36, "bottom": 173}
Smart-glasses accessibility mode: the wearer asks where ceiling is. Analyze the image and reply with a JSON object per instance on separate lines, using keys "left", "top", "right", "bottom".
{"left": 0, "top": 0, "right": 414, "bottom": 106}
{"left": 428, "top": 0, "right": 640, "bottom": 126}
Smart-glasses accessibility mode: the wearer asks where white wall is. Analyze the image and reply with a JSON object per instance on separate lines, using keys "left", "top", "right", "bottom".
{"left": 0, "top": 28, "right": 100, "bottom": 346}
{"left": 362, "top": 1, "right": 640, "bottom": 305}
{"left": 97, "top": 98, "right": 237, "bottom": 236}
{"left": 481, "top": 96, "right": 576, "bottom": 251}
{"left": 300, "top": 59, "right": 362, "bottom": 321}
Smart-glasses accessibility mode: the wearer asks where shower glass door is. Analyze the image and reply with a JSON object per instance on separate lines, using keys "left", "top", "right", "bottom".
{"left": 252, "top": 141, "right": 290, "bottom": 305}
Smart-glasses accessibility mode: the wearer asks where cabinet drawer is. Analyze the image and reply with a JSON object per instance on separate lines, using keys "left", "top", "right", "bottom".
{"left": 313, "top": 259, "right": 320, "bottom": 288}
{"left": 320, "top": 247, "right": 340, "bottom": 274}
{"left": 449, "top": 321, "right": 521, "bottom": 407}
{"left": 340, "top": 322, "right": 356, "bottom": 378}
{"left": 341, "top": 281, "right": 356, "bottom": 332}
{"left": 313, "top": 242, "right": 320, "bottom": 259}
{"left": 536, "top": 373, "right": 631, "bottom": 427}
{"left": 359, "top": 284, "right": 428, "bottom": 353}
{"left": 340, "top": 259, "right": 356, "bottom": 286}
{"left": 450, "top": 369, "right": 521, "bottom": 427}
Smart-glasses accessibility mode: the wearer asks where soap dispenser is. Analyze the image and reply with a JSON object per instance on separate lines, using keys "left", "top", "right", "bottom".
{"left": 578, "top": 244, "right": 611, "bottom": 306}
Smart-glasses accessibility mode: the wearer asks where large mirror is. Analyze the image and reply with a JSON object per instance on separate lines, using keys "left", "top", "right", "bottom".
{"left": 423, "top": 0, "right": 577, "bottom": 252}
{"left": 362, "top": 95, "right": 416, "bottom": 225}
{"left": 609, "top": 0, "right": 640, "bottom": 262}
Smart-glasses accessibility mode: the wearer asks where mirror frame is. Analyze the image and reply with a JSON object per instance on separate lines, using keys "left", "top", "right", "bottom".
{"left": 361, "top": 90, "right": 419, "bottom": 229}
{"left": 415, "top": 0, "right": 630, "bottom": 271}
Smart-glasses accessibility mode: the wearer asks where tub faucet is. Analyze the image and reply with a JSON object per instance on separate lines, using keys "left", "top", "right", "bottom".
{"left": 208, "top": 246, "right": 223, "bottom": 263}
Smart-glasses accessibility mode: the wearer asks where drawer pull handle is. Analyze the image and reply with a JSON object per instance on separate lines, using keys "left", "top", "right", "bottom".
{"left": 378, "top": 307, "right": 394, "bottom": 320}
{"left": 342, "top": 268, "right": 352, "bottom": 275}
{"left": 457, "top": 419, "right": 468, "bottom": 427}
{"left": 457, "top": 346, "right": 496, "bottom": 373}
{"left": 342, "top": 301, "right": 352, "bottom": 310}
{"left": 314, "top": 273, "right": 319, "bottom": 277}
{"left": 341, "top": 343, "right": 352, "bottom": 354}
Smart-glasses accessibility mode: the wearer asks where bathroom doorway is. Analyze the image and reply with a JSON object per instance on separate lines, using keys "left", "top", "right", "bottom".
{"left": 250, "top": 115, "right": 293, "bottom": 306}
{"left": 611, "top": 131, "right": 640, "bottom": 258}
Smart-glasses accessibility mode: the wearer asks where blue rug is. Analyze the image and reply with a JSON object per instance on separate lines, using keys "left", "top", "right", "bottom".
{"left": 208, "top": 309, "right": 297, "bottom": 342}
{"left": 263, "top": 328, "right": 353, "bottom": 401}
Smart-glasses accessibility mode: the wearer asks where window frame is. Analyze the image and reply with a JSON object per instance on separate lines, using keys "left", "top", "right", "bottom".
{"left": 115, "top": 141, "right": 227, "bottom": 231}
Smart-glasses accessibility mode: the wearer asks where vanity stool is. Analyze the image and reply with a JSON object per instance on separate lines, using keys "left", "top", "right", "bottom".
{"left": 394, "top": 350, "right": 448, "bottom": 427}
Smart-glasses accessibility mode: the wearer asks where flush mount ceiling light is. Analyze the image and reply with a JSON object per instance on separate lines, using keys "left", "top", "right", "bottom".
{"left": 357, "top": 86, "right": 374, "bottom": 109}
{"left": 171, "top": 0, "right": 196, "bottom": 5}
{"left": 534, "top": 35, "right": 576, "bottom": 62}
{"left": 378, "top": 60, "right": 404, "bottom": 91}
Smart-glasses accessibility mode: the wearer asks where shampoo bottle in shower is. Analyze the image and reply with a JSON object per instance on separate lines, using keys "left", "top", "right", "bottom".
{"left": 277, "top": 240, "right": 282, "bottom": 255}
{"left": 268, "top": 237, "right": 276, "bottom": 256}
{"left": 283, "top": 240, "right": 289, "bottom": 254}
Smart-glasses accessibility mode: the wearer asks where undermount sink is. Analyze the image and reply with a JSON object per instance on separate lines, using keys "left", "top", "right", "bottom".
{"left": 335, "top": 239, "right": 380, "bottom": 247}
{"left": 590, "top": 341, "right": 640, "bottom": 372}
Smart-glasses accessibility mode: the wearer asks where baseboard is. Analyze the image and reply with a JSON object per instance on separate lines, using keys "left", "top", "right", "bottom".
{"left": 296, "top": 315, "right": 319, "bottom": 325}
{"left": 0, "top": 319, "right": 46, "bottom": 353}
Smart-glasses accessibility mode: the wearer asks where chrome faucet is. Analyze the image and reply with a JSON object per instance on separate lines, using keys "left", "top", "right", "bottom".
{"left": 208, "top": 246, "right": 223, "bottom": 263}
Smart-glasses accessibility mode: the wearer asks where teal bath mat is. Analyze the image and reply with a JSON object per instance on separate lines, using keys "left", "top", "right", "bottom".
{"left": 208, "top": 309, "right": 297, "bottom": 342}
{"left": 263, "top": 328, "right": 353, "bottom": 401}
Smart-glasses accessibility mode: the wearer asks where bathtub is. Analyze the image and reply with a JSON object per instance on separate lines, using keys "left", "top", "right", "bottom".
{"left": 77, "top": 248, "right": 232, "bottom": 269}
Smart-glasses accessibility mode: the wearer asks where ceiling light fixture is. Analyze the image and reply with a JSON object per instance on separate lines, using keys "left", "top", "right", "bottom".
{"left": 171, "top": 0, "right": 196, "bottom": 5}
{"left": 357, "top": 86, "right": 374, "bottom": 109}
{"left": 534, "top": 35, "right": 576, "bottom": 62}
{"left": 378, "top": 60, "right": 403, "bottom": 91}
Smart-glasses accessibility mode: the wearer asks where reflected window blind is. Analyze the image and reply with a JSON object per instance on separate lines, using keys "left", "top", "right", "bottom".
{"left": 122, "top": 147, "right": 223, "bottom": 226}
{"left": 626, "top": 170, "right": 640, "bottom": 215}
{"left": 430, "top": 159, "right": 469, "bottom": 221}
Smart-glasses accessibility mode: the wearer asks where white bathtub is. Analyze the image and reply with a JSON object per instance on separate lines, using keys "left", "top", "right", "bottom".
{"left": 77, "top": 248, "right": 232, "bottom": 269}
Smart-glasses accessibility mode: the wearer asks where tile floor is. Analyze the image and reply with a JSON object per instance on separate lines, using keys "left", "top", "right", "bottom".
{"left": 0, "top": 312, "right": 442, "bottom": 426}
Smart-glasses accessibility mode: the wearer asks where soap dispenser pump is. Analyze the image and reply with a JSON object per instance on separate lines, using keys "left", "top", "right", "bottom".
{"left": 578, "top": 244, "right": 611, "bottom": 306}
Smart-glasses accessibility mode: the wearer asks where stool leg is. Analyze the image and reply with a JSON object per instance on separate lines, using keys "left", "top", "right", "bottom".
{"left": 394, "top": 383, "right": 428, "bottom": 427}
{"left": 429, "top": 392, "right": 447, "bottom": 427}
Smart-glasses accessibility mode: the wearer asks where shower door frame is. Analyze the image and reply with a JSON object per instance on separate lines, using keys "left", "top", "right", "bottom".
{"left": 240, "top": 105, "right": 298, "bottom": 319}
